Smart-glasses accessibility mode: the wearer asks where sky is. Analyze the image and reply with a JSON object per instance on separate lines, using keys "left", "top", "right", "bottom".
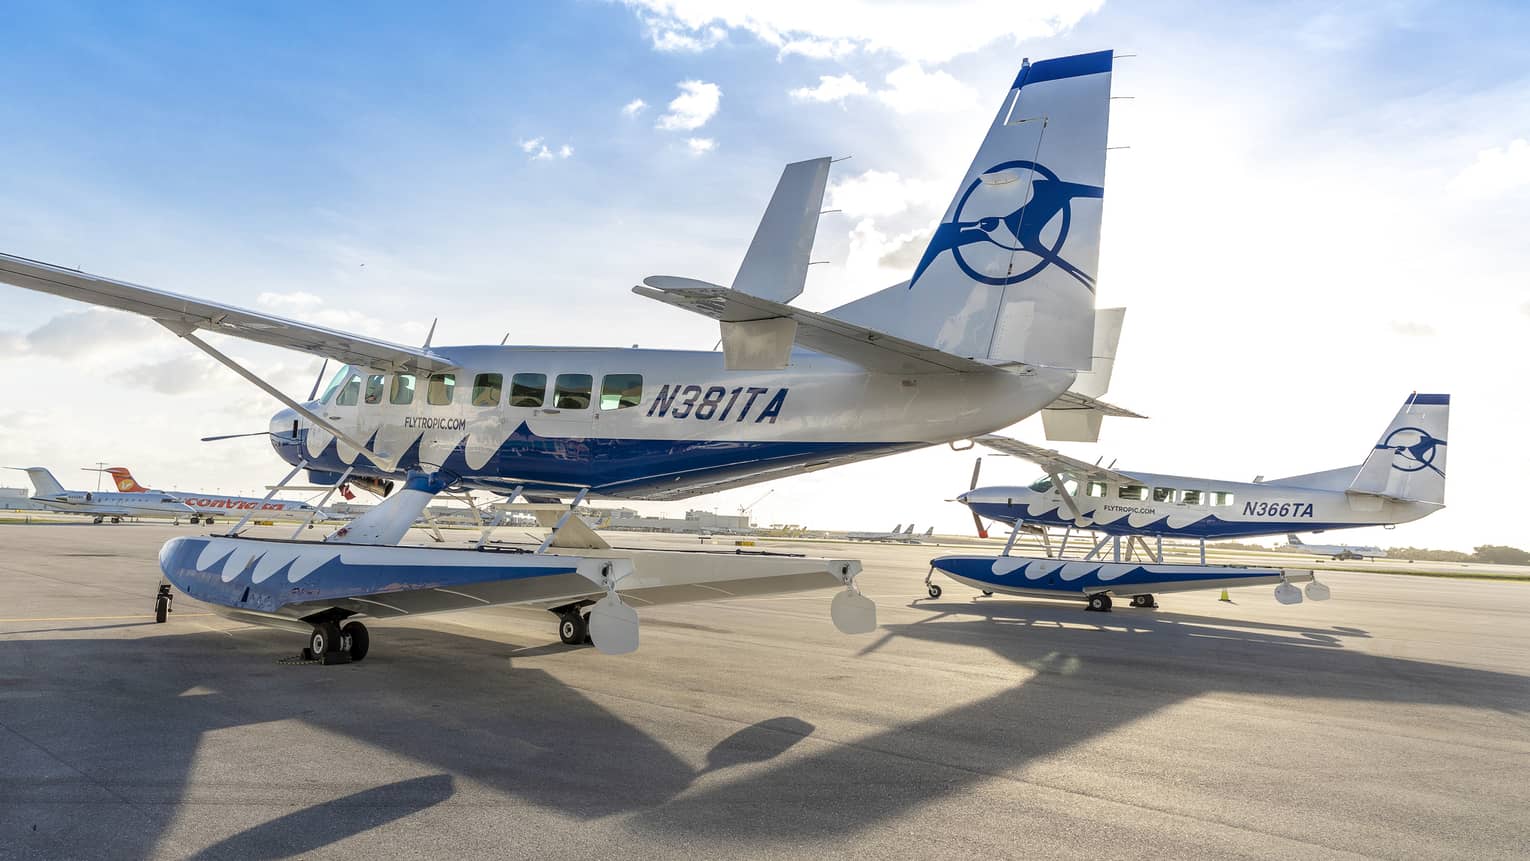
{"left": 2, "top": 0, "right": 1527, "bottom": 550}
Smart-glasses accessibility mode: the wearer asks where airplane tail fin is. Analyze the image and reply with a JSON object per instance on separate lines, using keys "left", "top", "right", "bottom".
{"left": 891, "top": 523, "right": 903, "bottom": 533}
{"left": 827, "top": 50, "right": 1114, "bottom": 369}
{"left": 1347, "top": 394, "right": 1449, "bottom": 504}
{"left": 904, "top": 524, "right": 915, "bottom": 535}
{"left": 923, "top": 527, "right": 934, "bottom": 536}
{"left": 21, "top": 467, "right": 66, "bottom": 497}
{"left": 104, "top": 467, "right": 149, "bottom": 493}
{"left": 1286, "top": 534, "right": 1303, "bottom": 545}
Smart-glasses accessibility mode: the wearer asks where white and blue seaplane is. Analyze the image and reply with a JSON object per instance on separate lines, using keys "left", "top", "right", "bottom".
{"left": 2, "top": 50, "right": 1139, "bottom": 660}
{"left": 928, "top": 394, "right": 1449, "bottom": 610}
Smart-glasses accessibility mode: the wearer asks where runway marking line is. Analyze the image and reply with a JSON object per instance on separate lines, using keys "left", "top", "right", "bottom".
{"left": 0, "top": 613, "right": 214, "bottom": 622}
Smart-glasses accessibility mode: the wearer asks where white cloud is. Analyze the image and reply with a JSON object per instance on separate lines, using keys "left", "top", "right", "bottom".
{"left": 827, "top": 169, "right": 947, "bottom": 219}
{"left": 875, "top": 62, "right": 978, "bottom": 114}
{"left": 657, "top": 80, "right": 721, "bottom": 131}
{"left": 617, "top": 0, "right": 1103, "bottom": 64}
{"left": 1450, "top": 138, "right": 1530, "bottom": 199}
{"left": 621, "top": 98, "right": 648, "bottom": 117}
{"left": 112, "top": 355, "right": 224, "bottom": 395}
{"left": 6, "top": 308, "right": 158, "bottom": 357}
{"left": 256, "top": 291, "right": 323, "bottom": 312}
{"left": 685, "top": 137, "right": 716, "bottom": 154}
{"left": 519, "top": 136, "right": 574, "bottom": 161}
{"left": 1391, "top": 320, "right": 1437, "bottom": 337}
{"left": 789, "top": 73, "right": 869, "bottom": 104}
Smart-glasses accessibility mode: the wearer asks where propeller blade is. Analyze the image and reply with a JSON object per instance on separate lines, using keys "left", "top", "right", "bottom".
{"left": 201, "top": 431, "right": 299, "bottom": 443}
{"left": 971, "top": 511, "right": 988, "bottom": 540}
{"left": 968, "top": 456, "right": 983, "bottom": 491}
{"left": 306, "top": 359, "right": 330, "bottom": 402}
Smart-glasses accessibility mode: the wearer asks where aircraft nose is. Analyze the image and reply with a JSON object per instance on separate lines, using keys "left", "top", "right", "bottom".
{"left": 269, "top": 408, "right": 299, "bottom": 445}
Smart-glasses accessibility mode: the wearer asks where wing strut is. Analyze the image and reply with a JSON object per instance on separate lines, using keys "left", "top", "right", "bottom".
{"left": 167, "top": 325, "right": 399, "bottom": 471}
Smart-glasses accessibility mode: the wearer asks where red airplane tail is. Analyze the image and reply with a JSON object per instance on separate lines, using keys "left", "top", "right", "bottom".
{"left": 104, "top": 467, "right": 149, "bottom": 493}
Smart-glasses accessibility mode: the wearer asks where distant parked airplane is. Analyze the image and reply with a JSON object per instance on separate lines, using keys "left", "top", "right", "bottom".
{"left": 92, "top": 466, "right": 325, "bottom": 527}
{"left": 1285, "top": 534, "right": 1386, "bottom": 561}
{"left": 7, "top": 467, "right": 194, "bottom": 524}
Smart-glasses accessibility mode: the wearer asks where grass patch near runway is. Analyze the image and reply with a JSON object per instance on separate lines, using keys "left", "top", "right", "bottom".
{"left": 1355, "top": 567, "right": 1530, "bottom": 583}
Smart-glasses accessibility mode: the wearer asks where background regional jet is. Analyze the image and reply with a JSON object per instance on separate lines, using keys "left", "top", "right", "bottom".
{"left": 1285, "top": 534, "right": 1387, "bottom": 561}
{"left": 94, "top": 466, "right": 326, "bottom": 526}
{"left": 7, "top": 467, "right": 194, "bottom": 524}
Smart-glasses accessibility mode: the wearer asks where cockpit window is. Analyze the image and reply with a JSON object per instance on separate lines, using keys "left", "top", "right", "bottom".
{"left": 319, "top": 365, "right": 352, "bottom": 404}
{"left": 334, "top": 374, "right": 362, "bottom": 406}
{"left": 1027, "top": 475, "right": 1054, "bottom": 493}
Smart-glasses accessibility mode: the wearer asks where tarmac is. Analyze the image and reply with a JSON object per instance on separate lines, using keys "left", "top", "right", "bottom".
{"left": 1, "top": 521, "right": 1526, "bottom": 859}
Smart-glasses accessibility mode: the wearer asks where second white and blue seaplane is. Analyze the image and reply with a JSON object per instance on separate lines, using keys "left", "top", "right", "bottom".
{"left": 928, "top": 394, "right": 1448, "bottom": 611}
{"left": 0, "top": 50, "right": 1141, "bottom": 660}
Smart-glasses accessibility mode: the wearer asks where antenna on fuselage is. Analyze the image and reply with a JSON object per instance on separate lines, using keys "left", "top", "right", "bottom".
{"left": 500, "top": 333, "right": 510, "bottom": 346}
{"left": 422, "top": 318, "right": 438, "bottom": 350}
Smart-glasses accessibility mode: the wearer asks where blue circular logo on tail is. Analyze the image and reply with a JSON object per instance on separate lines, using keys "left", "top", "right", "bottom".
{"left": 1380, "top": 426, "right": 1445, "bottom": 475}
{"left": 909, "top": 160, "right": 1104, "bottom": 290}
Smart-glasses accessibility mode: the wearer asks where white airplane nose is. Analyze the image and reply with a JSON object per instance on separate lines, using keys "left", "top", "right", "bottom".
{"left": 269, "top": 408, "right": 299, "bottom": 443}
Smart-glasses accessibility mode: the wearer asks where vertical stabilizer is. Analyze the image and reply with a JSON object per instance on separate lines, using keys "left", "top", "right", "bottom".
{"left": 1348, "top": 394, "right": 1449, "bottom": 504}
{"left": 827, "top": 50, "right": 1114, "bottom": 369}
{"left": 22, "top": 467, "right": 66, "bottom": 497}
{"left": 105, "top": 467, "right": 149, "bottom": 493}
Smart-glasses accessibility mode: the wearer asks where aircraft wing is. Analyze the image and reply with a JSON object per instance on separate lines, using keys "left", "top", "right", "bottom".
{"left": 634, "top": 277, "right": 1004, "bottom": 375}
{"left": 974, "top": 434, "right": 1136, "bottom": 484}
{"left": 0, "top": 253, "right": 456, "bottom": 373}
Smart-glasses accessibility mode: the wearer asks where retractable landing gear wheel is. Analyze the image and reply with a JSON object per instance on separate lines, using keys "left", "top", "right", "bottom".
{"left": 927, "top": 583, "right": 943, "bottom": 599}
{"left": 342, "top": 621, "right": 369, "bottom": 661}
{"left": 154, "top": 596, "right": 168, "bottom": 623}
{"left": 1130, "top": 594, "right": 1157, "bottom": 609}
{"left": 1086, "top": 593, "right": 1113, "bottom": 612}
{"left": 558, "top": 612, "right": 588, "bottom": 645}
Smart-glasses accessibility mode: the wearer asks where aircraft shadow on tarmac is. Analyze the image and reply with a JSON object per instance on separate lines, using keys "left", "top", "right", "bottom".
{"left": 1, "top": 605, "right": 1526, "bottom": 856}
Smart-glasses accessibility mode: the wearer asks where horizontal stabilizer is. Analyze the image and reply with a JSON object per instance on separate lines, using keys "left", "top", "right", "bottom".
{"left": 731, "top": 157, "right": 832, "bottom": 304}
{"left": 636, "top": 276, "right": 1004, "bottom": 374}
{"left": 1039, "top": 306, "right": 1136, "bottom": 442}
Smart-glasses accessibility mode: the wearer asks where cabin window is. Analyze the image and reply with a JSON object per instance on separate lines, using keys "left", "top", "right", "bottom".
{"left": 1119, "top": 484, "right": 1147, "bottom": 501}
{"left": 472, "top": 373, "right": 503, "bottom": 407}
{"left": 334, "top": 374, "right": 362, "bottom": 406}
{"left": 599, "top": 374, "right": 643, "bottom": 410}
{"left": 364, "top": 374, "right": 385, "bottom": 405}
{"left": 319, "top": 365, "right": 351, "bottom": 404}
{"left": 1180, "top": 489, "right": 1204, "bottom": 505}
{"left": 1061, "top": 479, "right": 1079, "bottom": 496}
{"left": 1152, "top": 487, "right": 1176, "bottom": 503}
{"left": 390, "top": 373, "right": 415, "bottom": 405}
{"left": 553, "top": 374, "right": 593, "bottom": 409}
{"left": 1027, "top": 476, "right": 1053, "bottom": 493}
{"left": 1086, "top": 481, "right": 1107, "bottom": 498}
{"left": 510, "top": 373, "right": 546, "bottom": 407}
{"left": 427, "top": 373, "right": 456, "bottom": 406}
{"left": 1210, "top": 491, "right": 1235, "bottom": 506}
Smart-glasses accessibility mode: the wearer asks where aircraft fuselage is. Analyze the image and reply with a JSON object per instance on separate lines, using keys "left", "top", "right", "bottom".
{"left": 273, "top": 345, "right": 1073, "bottom": 499}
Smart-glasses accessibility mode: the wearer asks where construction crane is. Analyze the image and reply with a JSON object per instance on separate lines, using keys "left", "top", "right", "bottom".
{"left": 738, "top": 489, "right": 774, "bottom": 523}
